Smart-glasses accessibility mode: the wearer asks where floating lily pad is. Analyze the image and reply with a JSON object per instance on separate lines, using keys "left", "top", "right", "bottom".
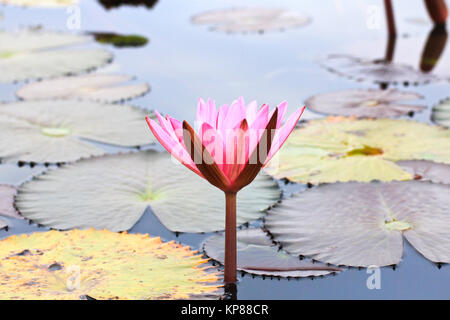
{"left": 0, "top": 100, "right": 155, "bottom": 164}
{"left": 91, "top": 32, "right": 148, "bottom": 48}
{"left": 0, "top": 0, "right": 77, "bottom": 7}
{"left": 191, "top": 8, "right": 310, "bottom": 34}
{"left": 320, "top": 54, "right": 437, "bottom": 86}
{"left": 265, "top": 181, "right": 450, "bottom": 267}
{"left": 0, "top": 229, "right": 221, "bottom": 299}
{"left": 204, "top": 228, "right": 341, "bottom": 277}
{"left": 432, "top": 98, "right": 450, "bottom": 127}
{"left": 0, "top": 30, "right": 112, "bottom": 83}
{"left": 98, "top": 0, "right": 158, "bottom": 10}
{"left": 0, "top": 185, "right": 20, "bottom": 229}
{"left": 397, "top": 160, "right": 450, "bottom": 184}
{"left": 306, "top": 89, "right": 425, "bottom": 118}
{"left": 268, "top": 117, "right": 450, "bottom": 184}
{"left": 16, "top": 151, "right": 280, "bottom": 233}
{"left": 16, "top": 74, "right": 150, "bottom": 103}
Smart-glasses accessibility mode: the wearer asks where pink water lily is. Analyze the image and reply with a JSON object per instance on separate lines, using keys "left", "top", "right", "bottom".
{"left": 146, "top": 97, "right": 305, "bottom": 283}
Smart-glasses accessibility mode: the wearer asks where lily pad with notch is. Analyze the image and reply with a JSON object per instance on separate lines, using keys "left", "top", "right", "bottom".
{"left": 16, "top": 151, "right": 280, "bottom": 233}
{"left": 0, "top": 100, "right": 156, "bottom": 164}
{"left": 203, "top": 228, "right": 342, "bottom": 277}
{"left": 0, "top": 229, "right": 222, "bottom": 299}
{"left": 265, "top": 181, "right": 450, "bottom": 267}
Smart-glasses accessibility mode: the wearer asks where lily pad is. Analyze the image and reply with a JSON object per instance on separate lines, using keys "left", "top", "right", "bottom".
{"left": 191, "top": 8, "right": 310, "bottom": 34}
{"left": 306, "top": 88, "right": 425, "bottom": 118}
{"left": 16, "top": 74, "right": 150, "bottom": 103}
{"left": 0, "top": 185, "right": 20, "bottom": 229}
{"left": 91, "top": 32, "right": 148, "bottom": 48}
{"left": 397, "top": 160, "right": 450, "bottom": 184}
{"left": 0, "top": 229, "right": 221, "bottom": 299}
{"left": 265, "top": 181, "right": 450, "bottom": 267}
{"left": 268, "top": 117, "right": 450, "bottom": 184}
{"left": 203, "top": 228, "right": 341, "bottom": 277}
{"left": 0, "top": 100, "right": 155, "bottom": 164}
{"left": 320, "top": 54, "right": 437, "bottom": 86}
{"left": 0, "top": 0, "right": 77, "bottom": 7}
{"left": 16, "top": 151, "right": 280, "bottom": 233}
{"left": 432, "top": 98, "right": 450, "bottom": 127}
{"left": 0, "top": 30, "right": 112, "bottom": 83}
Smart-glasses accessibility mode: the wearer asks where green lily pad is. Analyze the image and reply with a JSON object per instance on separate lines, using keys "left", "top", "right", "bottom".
{"left": 91, "top": 32, "right": 148, "bottom": 48}
{"left": 0, "top": 30, "right": 112, "bottom": 83}
{"left": 432, "top": 98, "right": 450, "bottom": 127}
{"left": 265, "top": 181, "right": 450, "bottom": 267}
{"left": 0, "top": 0, "right": 77, "bottom": 7}
{"left": 16, "top": 74, "right": 150, "bottom": 103}
{"left": 0, "top": 229, "right": 222, "bottom": 299}
{"left": 0, "top": 100, "right": 155, "bottom": 164}
{"left": 16, "top": 151, "right": 280, "bottom": 233}
{"left": 191, "top": 8, "right": 310, "bottom": 34}
{"left": 267, "top": 117, "right": 450, "bottom": 184}
{"left": 306, "top": 88, "right": 425, "bottom": 118}
{"left": 203, "top": 228, "right": 341, "bottom": 277}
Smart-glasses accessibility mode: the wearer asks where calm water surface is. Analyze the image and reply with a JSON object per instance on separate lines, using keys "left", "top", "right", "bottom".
{"left": 0, "top": 0, "right": 449, "bottom": 299}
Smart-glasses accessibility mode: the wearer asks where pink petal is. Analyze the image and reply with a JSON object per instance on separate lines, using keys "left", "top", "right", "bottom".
{"left": 245, "top": 100, "right": 258, "bottom": 126}
{"left": 146, "top": 117, "right": 202, "bottom": 176}
{"left": 199, "top": 122, "right": 225, "bottom": 170}
{"left": 264, "top": 106, "right": 305, "bottom": 165}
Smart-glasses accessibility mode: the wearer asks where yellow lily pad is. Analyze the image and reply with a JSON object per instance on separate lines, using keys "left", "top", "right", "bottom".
{"left": 0, "top": 229, "right": 222, "bottom": 300}
{"left": 0, "top": 0, "right": 77, "bottom": 7}
{"left": 267, "top": 117, "right": 450, "bottom": 184}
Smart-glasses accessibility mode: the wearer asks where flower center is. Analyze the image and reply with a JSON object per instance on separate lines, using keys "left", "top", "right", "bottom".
{"left": 0, "top": 51, "right": 15, "bottom": 59}
{"left": 384, "top": 220, "right": 412, "bottom": 231}
{"left": 138, "top": 190, "right": 162, "bottom": 202}
{"left": 41, "top": 127, "right": 71, "bottom": 137}
{"left": 362, "top": 100, "right": 380, "bottom": 107}
{"left": 346, "top": 145, "right": 383, "bottom": 156}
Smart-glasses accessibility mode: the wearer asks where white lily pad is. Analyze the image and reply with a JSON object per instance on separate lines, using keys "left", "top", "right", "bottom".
{"left": 16, "top": 74, "right": 150, "bottom": 103}
{"left": 265, "top": 181, "right": 450, "bottom": 267}
{"left": 16, "top": 151, "right": 280, "bottom": 233}
{"left": 320, "top": 54, "right": 437, "bottom": 86}
{"left": 0, "top": 100, "right": 155, "bottom": 164}
{"left": 0, "top": 0, "right": 77, "bottom": 7}
{"left": 306, "top": 88, "right": 425, "bottom": 118}
{"left": 0, "top": 30, "right": 112, "bottom": 83}
{"left": 397, "top": 160, "right": 450, "bottom": 184}
{"left": 203, "top": 228, "right": 341, "bottom": 277}
{"left": 432, "top": 98, "right": 450, "bottom": 127}
{"left": 191, "top": 8, "right": 310, "bottom": 34}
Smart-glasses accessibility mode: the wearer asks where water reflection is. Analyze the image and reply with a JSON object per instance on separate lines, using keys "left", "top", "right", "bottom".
{"left": 98, "top": 0, "right": 158, "bottom": 10}
{"left": 420, "top": 24, "right": 448, "bottom": 72}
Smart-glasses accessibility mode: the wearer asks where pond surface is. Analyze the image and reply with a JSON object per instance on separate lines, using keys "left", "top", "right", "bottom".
{"left": 0, "top": 0, "right": 449, "bottom": 299}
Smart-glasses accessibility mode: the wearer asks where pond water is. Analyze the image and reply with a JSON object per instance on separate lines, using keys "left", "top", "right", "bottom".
{"left": 0, "top": 0, "right": 449, "bottom": 299}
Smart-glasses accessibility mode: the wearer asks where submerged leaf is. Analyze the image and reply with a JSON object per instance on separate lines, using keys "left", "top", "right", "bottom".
{"left": 0, "top": 100, "right": 156, "bottom": 164}
{"left": 0, "top": 30, "right": 111, "bottom": 83}
{"left": 0, "top": 0, "right": 77, "bottom": 7}
{"left": 306, "top": 88, "right": 425, "bottom": 118}
{"left": 91, "top": 32, "right": 148, "bottom": 48}
{"left": 432, "top": 98, "right": 450, "bottom": 127}
{"left": 16, "top": 74, "right": 150, "bottom": 103}
{"left": 397, "top": 160, "right": 450, "bottom": 184}
{"left": 268, "top": 118, "right": 450, "bottom": 184}
{"left": 265, "top": 181, "right": 450, "bottom": 267}
{"left": 191, "top": 8, "right": 310, "bottom": 34}
{"left": 204, "top": 228, "right": 341, "bottom": 277}
{"left": 0, "top": 229, "right": 222, "bottom": 299}
{"left": 16, "top": 151, "right": 280, "bottom": 233}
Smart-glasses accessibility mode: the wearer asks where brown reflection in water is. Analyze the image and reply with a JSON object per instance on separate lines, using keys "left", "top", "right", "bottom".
{"left": 98, "top": 0, "right": 158, "bottom": 10}
{"left": 420, "top": 24, "right": 448, "bottom": 73}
